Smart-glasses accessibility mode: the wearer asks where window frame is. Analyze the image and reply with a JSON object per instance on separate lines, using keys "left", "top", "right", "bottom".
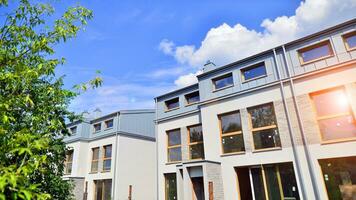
{"left": 166, "top": 129, "right": 182, "bottom": 163}
{"left": 212, "top": 73, "right": 234, "bottom": 91}
{"left": 184, "top": 91, "right": 200, "bottom": 106}
{"left": 64, "top": 149, "right": 74, "bottom": 174}
{"left": 218, "top": 111, "right": 245, "bottom": 155}
{"left": 247, "top": 102, "right": 281, "bottom": 152}
{"left": 187, "top": 124, "right": 204, "bottom": 160}
{"left": 69, "top": 126, "right": 77, "bottom": 135}
{"left": 94, "top": 179, "right": 112, "bottom": 200}
{"left": 91, "top": 147, "right": 100, "bottom": 173}
{"left": 104, "top": 119, "right": 114, "bottom": 129}
{"left": 240, "top": 62, "right": 267, "bottom": 82}
{"left": 164, "top": 173, "right": 177, "bottom": 200}
{"left": 342, "top": 30, "right": 356, "bottom": 51}
{"left": 165, "top": 97, "right": 180, "bottom": 111}
{"left": 297, "top": 40, "right": 334, "bottom": 65}
{"left": 310, "top": 87, "right": 356, "bottom": 144}
{"left": 102, "top": 145, "right": 112, "bottom": 172}
{"left": 93, "top": 123, "right": 101, "bottom": 133}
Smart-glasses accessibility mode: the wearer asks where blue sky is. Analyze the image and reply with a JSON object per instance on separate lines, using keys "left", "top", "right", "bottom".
{"left": 3, "top": 0, "right": 356, "bottom": 115}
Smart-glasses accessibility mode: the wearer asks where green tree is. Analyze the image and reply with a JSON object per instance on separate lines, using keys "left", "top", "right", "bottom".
{"left": 0, "top": 0, "right": 102, "bottom": 199}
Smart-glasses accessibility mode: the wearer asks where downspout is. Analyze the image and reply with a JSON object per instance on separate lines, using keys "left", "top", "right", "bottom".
{"left": 154, "top": 98, "right": 159, "bottom": 200}
{"left": 112, "top": 112, "right": 121, "bottom": 200}
{"left": 273, "top": 49, "right": 307, "bottom": 200}
{"left": 281, "top": 46, "right": 321, "bottom": 200}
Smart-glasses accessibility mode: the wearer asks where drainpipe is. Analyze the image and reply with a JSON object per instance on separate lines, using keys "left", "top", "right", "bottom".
{"left": 154, "top": 98, "right": 159, "bottom": 200}
{"left": 112, "top": 112, "right": 121, "bottom": 200}
{"left": 281, "top": 46, "right": 321, "bottom": 200}
{"left": 273, "top": 49, "right": 307, "bottom": 200}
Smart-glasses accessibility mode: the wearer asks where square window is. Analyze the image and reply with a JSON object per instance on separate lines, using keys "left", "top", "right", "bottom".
{"left": 165, "top": 98, "right": 179, "bottom": 110}
{"left": 241, "top": 62, "right": 267, "bottom": 81}
{"left": 343, "top": 31, "right": 356, "bottom": 51}
{"left": 70, "top": 126, "right": 77, "bottom": 135}
{"left": 213, "top": 73, "right": 233, "bottom": 90}
{"left": 298, "top": 40, "right": 333, "bottom": 64}
{"left": 93, "top": 123, "right": 101, "bottom": 132}
{"left": 185, "top": 91, "right": 200, "bottom": 105}
{"left": 105, "top": 119, "right": 113, "bottom": 129}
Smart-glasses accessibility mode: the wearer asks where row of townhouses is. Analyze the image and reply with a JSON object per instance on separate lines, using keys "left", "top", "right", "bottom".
{"left": 64, "top": 19, "right": 356, "bottom": 200}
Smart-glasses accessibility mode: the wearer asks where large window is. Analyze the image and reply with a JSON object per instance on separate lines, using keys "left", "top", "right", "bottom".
{"left": 93, "top": 123, "right": 101, "bottom": 133}
{"left": 213, "top": 73, "right": 233, "bottom": 90}
{"left": 167, "top": 129, "right": 182, "bottom": 162}
{"left": 218, "top": 111, "right": 245, "bottom": 154}
{"left": 165, "top": 98, "right": 179, "bottom": 111}
{"left": 188, "top": 125, "right": 204, "bottom": 160}
{"left": 165, "top": 173, "right": 177, "bottom": 200}
{"left": 310, "top": 87, "right": 356, "bottom": 142}
{"left": 298, "top": 40, "right": 333, "bottom": 64}
{"left": 248, "top": 103, "right": 281, "bottom": 150}
{"left": 64, "top": 150, "right": 73, "bottom": 174}
{"left": 319, "top": 157, "right": 356, "bottom": 200}
{"left": 236, "top": 162, "right": 300, "bottom": 200}
{"left": 105, "top": 119, "right": 113, "bottom": 129}
{"left": 103, "top": 145, "right": 112, "bottom": 172}
{"left": 185, "top": 91, "right": 200, "bottom": 105}
{"left": 91, "top": 147, "right": 100, "bottom": 173}
{"left": 343, "top": 31, "right": 356, "bottom": 51}
{"left": 94, "top": 179, "right": 112, "bottom": 200}
{"left": 241, "top": 62, "right": 267, "bottom": 81}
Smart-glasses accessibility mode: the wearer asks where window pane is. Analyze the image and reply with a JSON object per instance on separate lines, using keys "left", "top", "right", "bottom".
{"left": 319, "top": 157, "right": 356, "bottom": 200}
{"left": 165, "top": 174, "right": 177, "bottom": 200}
{"left": 91, "top": 160, "right": 99, "bottom": 172}
{"left": 220, "top": 112, "right": 242, "bottom": 134}
{"left": 318, "top": 115, "right": 356, "bottom": 141}
{"left": 168, "top": 147, "right": 182, "bottom": 162}
{"left": 103, "top": 159, "right": 111, "bottom": 171}
{"left": 105, "top": 120, "right": 113, "bottom": 128}
{"left": 249, "top": 104, "right": 276, "bottom": 128}
{"left": 66, "top": 163, "right": 72, "bottom": 174}
{"left": 168, "top": 130, "right": 181, "bottom": 146}
{"left": 166, "top": 98, "right": 179, "bottom": 110}
{"left": 251, "top": 168, "right": 267, "bottom": 200}
{"left": 186, "top": 91, "right": 200, "bottom": 104}
{"left": 104, "top": 145, "right": 112, "bottom": 158}
{"left": 222, "top": 134, "right": 245, "bottom": 154}
{"left": 300, "top": 42, "right": 332, "bottom": 63}
{"left": 92, "top": 148, "right": 100, "bottom": 160}
{"left": 345, "top": 33, "right": 356, "bottom": 49}
{"left": 253, "top": 128, "right": 281, "bottom": 150}
{"left": 242, "top": 63, "right": 267, "bottom": 81}
{"left": 94, "top": 180, "right": 103, "bottom": 200}
{"left": 94, "top": 123, "right": 101, "bottom": 132}
{"left": 189, "top": 125, "right": 203, "bottom": 143}
{"left": 278, "top": 163, "right": 300, "bottom": 199}
{"left": 214, "top": 74, "right": 233, "bottom": 89}
{"left": 190, "top": 143, "right": 205, "bottom": 159}
{"left": 103, "top": 180, "right": 112, "bottom": 200}
{"left": 264, "top": 165, "right": 282, "bottom": 200}
{"left": 70, "top": 127, "right": 77, "bottom": 134}
{"left": 312, "top": 89, "right": 350, "bottom": 117}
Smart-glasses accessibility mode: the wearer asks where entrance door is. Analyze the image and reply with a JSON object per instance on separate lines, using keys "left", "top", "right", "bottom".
{"left": 192, "top": 177, "right": 205, "bottom": 200}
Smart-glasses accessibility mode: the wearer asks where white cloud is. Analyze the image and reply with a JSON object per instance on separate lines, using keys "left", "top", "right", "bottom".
{"left": 161, "top": 0, "right": 356, "bottom": 87}
{"left": 174, "top": 70, "right": 203, "bottom": 88}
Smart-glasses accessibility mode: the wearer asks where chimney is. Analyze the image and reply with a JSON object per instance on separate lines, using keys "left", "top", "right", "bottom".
{"left": 93, "top": 108, "right": 102, "bottom": 119}
{"left": 203, "top": 60, "right": 216, "bottom": 72}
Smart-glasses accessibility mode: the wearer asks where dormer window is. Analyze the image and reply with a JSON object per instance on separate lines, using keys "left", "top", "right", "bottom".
{"left": 165, "top": 98, "right": 179, "bottom": 111}
{"left": 70, "top": 126, "right": 77, "bottom": 135}
{"left": 298, "top": 40, "right": 334, "bottom": 64}
{"left": 105, "top": 119, "right": 113, "bottom": 129}
{"left": 93, "top": 123, "right": 101, "bottom": 132}
{"left": 185, "top": 91, "right": 200, "bottom": 105}
{"left": 241, "top": 62, "right": 267, "bottom": 81}
{"left": 213, "top": 73, "right": 233, "bottom": 90}
{"left": 343, "top": 31, "right": 356, "bottom": 51}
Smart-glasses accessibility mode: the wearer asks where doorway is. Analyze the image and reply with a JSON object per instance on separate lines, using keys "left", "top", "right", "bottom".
{"left": 192, "top": 177, "right": 205, "bottom": 200}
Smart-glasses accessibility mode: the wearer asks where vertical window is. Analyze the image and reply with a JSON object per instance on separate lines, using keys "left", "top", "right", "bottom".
{"left": 188, "top": 125, "right": 204, "bottom": 160}
{"left": 70, "top": 126, "right": 77, "bottom": 135}
{"left": 105, "top": 119, "right": 113, "bottom": 129}
{"left": 298, "top": 40, "right": 334, "bottom": 64}
{"left": 94, "top": 123, "right": 101, "bottom": 132}
{"left": 185, "top": 91, "right": 200, "bottom": 105}
{"left": 94, "top": 179, "right": 112, "bottom": 200}
{"left": 64, "top": 150, "right": 73, "bottom": 174}
{"left": 218, "top": 111, "right": 245, "bottom": 154}
{"left": 91, "top": 147, "right": 100, "bottom": 173}
{"left": 248, "top": 103, "right": 281, "bottom": 150}
{"left": 167, "top": 129, "right": 182, "bottom": 162}
{"left": 213, "top": 73, "right": 233, "bottom": 90}
{"left": 241, "top": 62, "right": 267, "bottom": 81}
{"left": 343, "top": 31, "right": 356, "bottom": 51}
{"left": 165, "top": 173, "right": 177, "bottom": 200}
{"left": 310, "top": 88, "right": 356, "bottom": 142}
{"left": 165, "top": 98, "right": 179, "bottom": 111}
{"left": 103, "top": 145, "right": 112, "bottom": 171}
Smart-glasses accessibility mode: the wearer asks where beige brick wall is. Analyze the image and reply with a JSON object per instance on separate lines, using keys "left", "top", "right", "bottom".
{"left": 204, "top": 162, "right": 224, "bottom": 200}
